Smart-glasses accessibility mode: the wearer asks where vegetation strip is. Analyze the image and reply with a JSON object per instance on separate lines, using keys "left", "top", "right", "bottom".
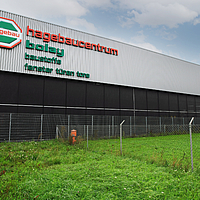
{"left": 0, "top": 134, "right": 199, "bottom": 199}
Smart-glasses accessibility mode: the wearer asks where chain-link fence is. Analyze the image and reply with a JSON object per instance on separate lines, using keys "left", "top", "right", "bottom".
{"left": 0, "top": 113, "right": 199, "bottom": 142}
{"left": 0, "top": 113, "right": 199, "bottom": 171}
{"left": 56, "top": 124, "right": 200, "bottom": 139}
{"left": 55, "top": 116, "right": 199, "bottom": 172}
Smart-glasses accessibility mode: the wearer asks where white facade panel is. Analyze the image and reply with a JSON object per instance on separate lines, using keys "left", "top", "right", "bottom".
{"left": 0, "top": 10, "right": 200, "bottom": 96}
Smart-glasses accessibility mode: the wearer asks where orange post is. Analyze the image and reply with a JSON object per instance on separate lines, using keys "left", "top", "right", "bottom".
{"left": 71, "top": 129, "right": 77, "bottom": 144}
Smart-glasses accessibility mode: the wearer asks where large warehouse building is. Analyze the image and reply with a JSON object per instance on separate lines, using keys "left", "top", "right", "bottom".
{"left": 0, "top": 10, "right": 200, "bottom": 118}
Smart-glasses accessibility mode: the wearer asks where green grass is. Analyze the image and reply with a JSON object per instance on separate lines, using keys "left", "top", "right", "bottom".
{"left": 0, "top": 134, "right": 200, "bottom": 199}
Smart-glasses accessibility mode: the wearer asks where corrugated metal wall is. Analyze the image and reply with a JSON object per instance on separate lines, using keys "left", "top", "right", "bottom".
{"left": 0, "top": 10, "right": 200, "bottom": 96}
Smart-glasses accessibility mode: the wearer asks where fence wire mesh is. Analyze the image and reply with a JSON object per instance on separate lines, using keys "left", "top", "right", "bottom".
{"left": 0, "top": 113, "right": 199, "bottom": 171}
{"left": 0, "top": 113, "right": 199, "bottom": 141}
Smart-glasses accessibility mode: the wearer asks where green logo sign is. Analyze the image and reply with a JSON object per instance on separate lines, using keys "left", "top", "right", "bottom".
{"left": 0, "top": 17, "right": 22, "bottom": 48}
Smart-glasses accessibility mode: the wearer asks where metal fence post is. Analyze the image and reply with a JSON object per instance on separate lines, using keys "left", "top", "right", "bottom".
{"left": 84, "top": 125, "right": 86, "bottom": 140}
{"left": 40, "top": 114, "right": 43, "bottom": 140}
{"left": 9, "top": 113, "right": 12, "bottom": 142}
{"left": 130, "top": 116, "right": 132, "bottom": 137}
{"left": 120, "top": 120, "right": 125, "bottom": 156}
{"left": 56, "top": 126, "right": 58, "bottom": 139}
{"left": 159, "top": 117, "right": 162, "bottom": 132}
{"left": 109, "top": 125, "right": 110, "bottom": 138}
{"left": 148, "top": 125, "right": 150, "bottom": 135}
{"left": 87, "top": 125, "right": 89, "bottom": 149}
{"left": 146, "top": 117, "right": 148, "bottom": 136}
{"left": 133, "top": 114, "right": 136, "bottom": 135}
{"left": 112, "top": 116, "right": 114, "bottom": 137}
{"left": 92, "top": 115, "right": 94, "bottom": 138}
{"left": 68, "top": 115, "right": 70, "bottom": 140}
{"left": 189, "top": 117, "right": 194, "bottom": 172}
{"left": 172, "top": 117, "right": 174, "bottom": 132}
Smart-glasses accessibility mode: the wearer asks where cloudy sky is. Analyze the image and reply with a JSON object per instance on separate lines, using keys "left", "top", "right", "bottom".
{"left": 1, "top": 0, "right": 200, "bottom": 65}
